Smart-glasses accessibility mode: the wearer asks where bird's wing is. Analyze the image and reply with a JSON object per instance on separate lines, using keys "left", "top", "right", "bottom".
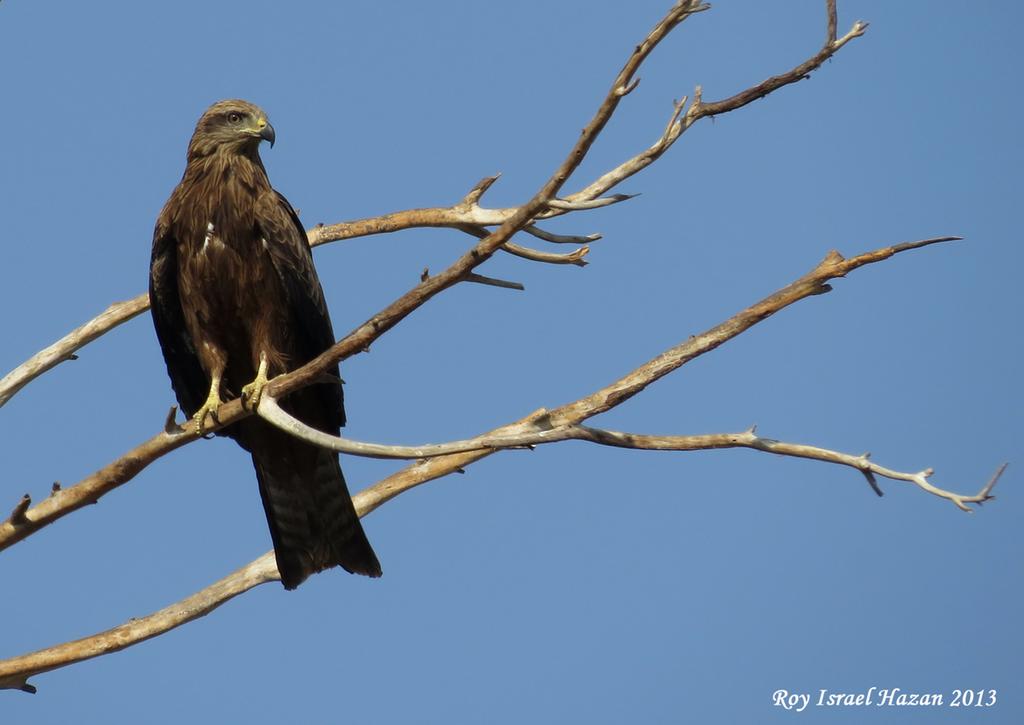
{"left": 149, "top": 217, "right": 208, "bottom": 418}
{"left": 254, "top": 190, "right": 346, "bottom": 430}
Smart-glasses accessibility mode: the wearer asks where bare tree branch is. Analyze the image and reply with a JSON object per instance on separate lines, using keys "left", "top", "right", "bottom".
{"left": 688, "top": 3, "right": 867, "bottom": 121}
{"left": 0, "top": 425, "right": 191, "bottom": 551}
{"left": 502, "top": 242, "right": 590, "bottom": 266}
{"left": 561, "top": 0, "right": 866, "bottom": 207}
{"left": 523, "top": 226, "right": 601, "bottom": 245}
{"left": 463, "top": 272, "right": 526, "bottom": 291}
{"left": 6, "top": 495, "right": 31, "bottom": 526}
{"left": 546, "top": 194, "right": 638, "bottom": 211}
{"left": 0, "top": 554, "right": 280, "bottom": 693}
{"left": 0, "top": 295, "right": 149, "bottom": 409}
{"left": 564, "top": 425, "right": 1002, "bottom": 511}
{"left": 457, "top": 223, "right": 591, "bottom": 266}
{"left": 259, "top": 393, "right": 998, "bottom": 511}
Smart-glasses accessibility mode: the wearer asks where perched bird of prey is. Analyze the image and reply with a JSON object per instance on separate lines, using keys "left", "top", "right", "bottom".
{"left": 149, "top": 99, "right": 381, "bottom": 588}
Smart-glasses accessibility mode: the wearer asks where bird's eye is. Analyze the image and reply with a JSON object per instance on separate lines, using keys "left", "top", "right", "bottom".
{"left": 228, "top": 112, "right": 242, "bottom": 124}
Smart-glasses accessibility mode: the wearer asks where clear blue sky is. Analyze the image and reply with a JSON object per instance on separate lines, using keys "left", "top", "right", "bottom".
{"left": 1, "top": 1, "right": 1020, "bottom": 722}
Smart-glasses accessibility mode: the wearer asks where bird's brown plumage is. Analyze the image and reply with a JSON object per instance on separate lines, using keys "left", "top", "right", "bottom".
{"left": 149, "top": 99, "right": 381, "bottom": 588}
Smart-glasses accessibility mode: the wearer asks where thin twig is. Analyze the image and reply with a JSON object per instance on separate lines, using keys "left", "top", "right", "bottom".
{"left": 0, "top": 554, "right": 280, "bottom": 693}
{"left": 456, "top": 223, "right": 591, "bottom": 266}
{"left": 687, "top": 2, "right": 867, "bottom": 121}
{"left": 6, "top": 495, "right": 31, "bottom": 526}
{"left": 546, "top": 194, "right": 638, "bottom": 211}
{"left": 524, "top": 225, "right": 602, "bottom": 245}
{"left": 463, "top": 273, "right": 525, "bottom": 291}
{"left": 566, "top": 425, "right": 1001, "bottom": 511}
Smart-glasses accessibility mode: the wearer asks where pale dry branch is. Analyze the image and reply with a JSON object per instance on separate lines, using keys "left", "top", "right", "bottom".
{"left": 558, "top": 96, "right": 688, "bottom": 207}
{"left": 504, "top": 241, "right": 590, "bottom": 266}
{"left": 257, "top": 393, "right": 541, "bottom": 459}
{"left": 7, "top": 494, "right": 31, "bottom": 526}
{"left": 562, "top": 0, "right": 866, "bottom": 209}
{"left": 686, "top": 1, "right": 867, "bottom": 122}
{"left": 546, "top": 194, "right": 638, "bottom": 211}
{"left": 457, "top": 223, "right": 591, "bottom": 266}
{"left": 563, "top": 425, "right": 1001, "bottom": 511}
{"left": 260, "top": 396, "right": 998, "bottom": 511}
{"left": 523, "top": 225, "right": 601, "bottom": 245}
{"left": 0, "top": 426, "right": 191, "bottom": 551}
{"left": 0, "top": 554, "right": 280, "bottom": 693}
{"left": 0, "top": 295, "right": 149, "bottom": 409}
{"left": 504, "top": 242, "right": 591, "bottom": 266}
{"left": 457, "top": 173, "right": 501, "bottom": 207}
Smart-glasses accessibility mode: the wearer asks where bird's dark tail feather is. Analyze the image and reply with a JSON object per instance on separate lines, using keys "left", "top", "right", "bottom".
{"left": 251, "top": 429, "right": 381, "bottom": 589}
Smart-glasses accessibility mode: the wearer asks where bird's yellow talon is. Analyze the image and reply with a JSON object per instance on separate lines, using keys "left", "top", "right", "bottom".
{"left": 241, "top": 356, "right": 270, "bottom": 410}
{"left": 240, "top": 377, "right": 266, "bottom": 410}
{"left": 193, "top": 390, "right": 223, "bottom": 436}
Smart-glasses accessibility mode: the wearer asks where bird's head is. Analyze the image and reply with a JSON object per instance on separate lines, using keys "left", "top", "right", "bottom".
{"left": 187, "top": 99, "right": 276, "bottom": 160}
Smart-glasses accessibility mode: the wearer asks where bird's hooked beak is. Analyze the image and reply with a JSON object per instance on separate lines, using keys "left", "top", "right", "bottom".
{"left": 257, "top": 116, "right": 276, "bottom": 148}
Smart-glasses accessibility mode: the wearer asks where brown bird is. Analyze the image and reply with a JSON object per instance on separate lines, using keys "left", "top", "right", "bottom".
{"left": 149, "top": 99, "right": 381, "bottom": 588}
